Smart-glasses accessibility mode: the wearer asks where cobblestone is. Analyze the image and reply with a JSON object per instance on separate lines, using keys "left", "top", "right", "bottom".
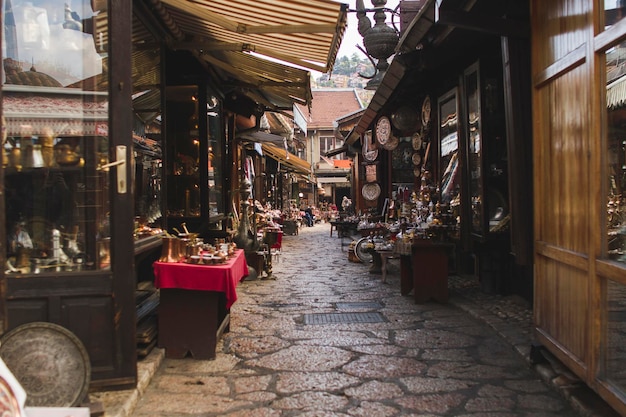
{"left": 95, "top": 223, "right": 619, "bottom": 417}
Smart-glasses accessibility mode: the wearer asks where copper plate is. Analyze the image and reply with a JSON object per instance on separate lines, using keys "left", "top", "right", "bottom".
{"left": 412, "top": 132, "right": 422, "bottom": 150}
{"left": 382, "top": 134, "right": 399, "bottom": 151}
{"left": 0, "top": 322, "right": 90, "bottom": 407}
{"left": 362, "top": 183, "right": 381, "bottom": 201}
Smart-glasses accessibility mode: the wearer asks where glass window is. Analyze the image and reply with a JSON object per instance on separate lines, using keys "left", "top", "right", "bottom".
{"left": 466, "top": 67, "right": 482, "bottom": 234}
{"left": 605, "top": 1, "right": 626, "bottom": 31}
{"left": 319, "top": 136, "right": 340, "bottom": 161}
{"left": 606, "top": 43, "right": 626, "bottom": 262}
{"left": 166, "top": 86, "right": 200, "bottom": 218}
{"left": 3, "top": 0, "right": 110, "bottom": 272}
{"left": 439, "top": 90, "right": 460, "bottom": 206}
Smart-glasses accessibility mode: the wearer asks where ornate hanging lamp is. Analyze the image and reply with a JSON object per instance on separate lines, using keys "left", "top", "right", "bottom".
{"left": 356, "top": 0, "right": 400, "bottom": 90}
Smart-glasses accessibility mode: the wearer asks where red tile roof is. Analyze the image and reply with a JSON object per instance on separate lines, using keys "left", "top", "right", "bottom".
{"left": 295, "top": 89, "right": 363, "bottom": 130}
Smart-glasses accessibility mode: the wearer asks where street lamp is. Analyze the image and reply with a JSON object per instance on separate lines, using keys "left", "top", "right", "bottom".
{"left": 355, "top": 0, "right": 400, "bottom": 90}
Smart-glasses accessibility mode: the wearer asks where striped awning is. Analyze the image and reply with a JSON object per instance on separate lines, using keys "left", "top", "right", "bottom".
{"left": 154, "top": 0, "right": 347, "bottom": 74}
{"left": 608, "top": 75, "right": 626, "bottom": 109}
{"left": 261, "top": 143, "right": 311, "bottom": 175}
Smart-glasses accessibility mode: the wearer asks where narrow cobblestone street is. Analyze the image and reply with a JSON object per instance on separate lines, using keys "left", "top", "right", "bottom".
{"left": 127, "top": 223, "right": 582, "bottom": 416}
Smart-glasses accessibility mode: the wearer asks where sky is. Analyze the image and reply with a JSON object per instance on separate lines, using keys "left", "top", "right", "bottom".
{"left": 335, "top": 0, "right": 401, "bottom": 59}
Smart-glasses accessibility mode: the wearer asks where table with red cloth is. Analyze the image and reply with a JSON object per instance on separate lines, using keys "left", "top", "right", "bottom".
{"left": 153, "top": 249, "right": 249, "bottom": 359}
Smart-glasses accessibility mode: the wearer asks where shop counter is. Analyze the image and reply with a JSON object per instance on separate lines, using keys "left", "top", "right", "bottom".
{"left": 153, "top": 250, "right": 248, "bottom": 359}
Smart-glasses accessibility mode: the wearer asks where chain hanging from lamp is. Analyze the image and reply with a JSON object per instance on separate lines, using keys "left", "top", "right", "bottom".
{"left": 355, "top": 0, "right": 400, "bottom": 90}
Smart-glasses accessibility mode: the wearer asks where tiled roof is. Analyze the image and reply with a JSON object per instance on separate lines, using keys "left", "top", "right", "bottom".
{"left": 295, "top": 89, "right": 364, "bottom": 130}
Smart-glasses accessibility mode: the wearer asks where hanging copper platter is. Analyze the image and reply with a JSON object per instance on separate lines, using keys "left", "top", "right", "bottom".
{"left": 0, "top": 322, "right": 91, "bottom": 407}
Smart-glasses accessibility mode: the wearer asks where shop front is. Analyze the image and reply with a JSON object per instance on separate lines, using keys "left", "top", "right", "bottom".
{"left": 1, "top": 0, "right": 346, "bottom": 391}
{"left": 346, "top": 0, "right": 533, "bottom": 297}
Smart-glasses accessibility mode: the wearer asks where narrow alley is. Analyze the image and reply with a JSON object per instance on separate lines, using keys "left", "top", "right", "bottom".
{"left": 123, "top": 224, "right": 602, "bottom": 417}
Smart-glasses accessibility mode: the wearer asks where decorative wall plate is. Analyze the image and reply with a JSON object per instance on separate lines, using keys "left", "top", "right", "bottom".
{"left": 382, "top": 134, "right": 399, "bottom": 151}
{"left": 375, "top": 116, "right": 391, "bottom": 146}
{"left": 0, "top": 322, "right": 91, "bottom": 407}
{"left": 363, "top": 147, "right": 378, "bottom": 162}
{"left": 421, "top": 96, "right": 431, "bottom": 127}
{"left": 412, "top": 153, "right": 422, "bottom": 165}
{"left": 412, "top": 132, "right": 422, "bottom": 150}
{"left": 362, "top": 182, "right": 381, "bottom": 201}
{"left": 414, "top": 168, "right": 422, "bottom": 177}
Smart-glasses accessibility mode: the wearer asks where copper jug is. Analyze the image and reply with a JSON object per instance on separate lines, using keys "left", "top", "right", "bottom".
{"left": 160, "top": 237, "right": 182, "bottom": 263}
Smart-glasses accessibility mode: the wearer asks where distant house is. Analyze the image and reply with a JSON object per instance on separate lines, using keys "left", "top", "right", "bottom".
{"left": 294, "top": 88, "right": 364, "bottom": 206}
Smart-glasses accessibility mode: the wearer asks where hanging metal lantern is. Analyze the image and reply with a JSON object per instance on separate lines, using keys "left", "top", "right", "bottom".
{"left": 356, "top": 0, "right": 400, "bottom": 90}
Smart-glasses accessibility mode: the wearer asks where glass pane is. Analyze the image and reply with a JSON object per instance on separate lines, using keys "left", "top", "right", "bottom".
{"left": 606, "top": 45, "right": 626, "bottom": 262}
{"left": 605, "top": 1, "right": 626, "bottom": 31}
{"left": 132, "top": 20, "right": 162, "bottom": 234}
{"left": 3, "top": 0, "right": 110, "bottom": 272}
{"left": 466, "top": 69, "right": 482, "bottom": 234}
{"left": 166, "top": 86, "right": 200, "bottom": 218}
{"left": 207, "top": 95, "right": 223, "bottom": 219}
{"left": 603, "top": 279, "right": 626, "bottom": 390}
{"left": 439, "top": 92, "right": 460, "bottom": 207}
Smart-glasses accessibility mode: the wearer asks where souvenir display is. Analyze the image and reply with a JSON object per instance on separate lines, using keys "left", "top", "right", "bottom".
{"left": 375, "top": 116, "right": 391, "bottom": 146}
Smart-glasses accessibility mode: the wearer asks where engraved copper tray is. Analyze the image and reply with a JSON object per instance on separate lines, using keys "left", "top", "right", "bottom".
{"left": 0, "top": 322, "right": 90, "bottom": 407}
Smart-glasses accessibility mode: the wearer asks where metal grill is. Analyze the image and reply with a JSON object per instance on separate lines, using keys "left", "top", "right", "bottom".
{"left": 303, "top": 312, "right": 385, "bottom": 325}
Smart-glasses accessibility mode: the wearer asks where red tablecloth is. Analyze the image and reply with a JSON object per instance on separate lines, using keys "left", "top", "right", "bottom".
{"left": 153, "top": 249, "right": 248, "bottom": 309}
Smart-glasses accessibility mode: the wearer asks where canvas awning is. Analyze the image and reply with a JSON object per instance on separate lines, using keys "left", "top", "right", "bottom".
{"left": 158, "top": 0, "right": 347, "bottom": 73}
{"left": 238, "top": 131, "right": 286, "bottom": 145}
{"left": 261, "top": 143, "right": 311, "bottom": 175}
{"left": 608, "top": 75, "right": 626, "bottom": 109}
{"left": 317, "top": 176, "right": 349, "bottom": 183}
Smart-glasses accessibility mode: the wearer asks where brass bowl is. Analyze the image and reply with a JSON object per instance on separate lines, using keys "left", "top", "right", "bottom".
{"left": 54, "top": 145, "right": 81, "bottom": 166}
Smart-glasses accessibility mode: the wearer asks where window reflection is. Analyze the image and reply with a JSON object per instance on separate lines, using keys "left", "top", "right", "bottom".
{"left": 2, "top": 0, "right": 110, "bottom": 272}
{"left": 605, "top": 1, "right": 626, "bottom": 30}
{"left": 606, "top": 44, "right": 626, "bottom": 262}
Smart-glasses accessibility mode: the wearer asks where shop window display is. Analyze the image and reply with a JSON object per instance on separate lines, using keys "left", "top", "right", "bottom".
{"left": 2, "top": 0, "right": 110, "bottom": 272}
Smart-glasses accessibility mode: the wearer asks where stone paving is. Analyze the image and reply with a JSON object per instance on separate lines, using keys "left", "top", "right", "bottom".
{"left": 124, "top": 223, "right": 608, "bottom": 417}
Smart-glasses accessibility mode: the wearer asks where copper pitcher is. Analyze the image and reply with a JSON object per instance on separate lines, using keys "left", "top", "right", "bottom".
{"left": 160, "top": 237, "right": 182, "bottom": 263}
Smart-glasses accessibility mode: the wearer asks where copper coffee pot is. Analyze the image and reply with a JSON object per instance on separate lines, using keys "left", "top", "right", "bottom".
{"left": 159, "top": 237, "right": 183, "bottom": 263}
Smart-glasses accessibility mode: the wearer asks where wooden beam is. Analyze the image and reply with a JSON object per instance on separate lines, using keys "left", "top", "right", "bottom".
{"left": 436, "top": 10, "right": 529, "bottom": 38}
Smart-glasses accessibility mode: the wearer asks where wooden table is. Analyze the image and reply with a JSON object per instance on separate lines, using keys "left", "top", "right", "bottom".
{"left": 153, "top": 250, "right": 248, "bottom": 359}
{"left": 400, "top": 240, "right": 450, "bottom": 303}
